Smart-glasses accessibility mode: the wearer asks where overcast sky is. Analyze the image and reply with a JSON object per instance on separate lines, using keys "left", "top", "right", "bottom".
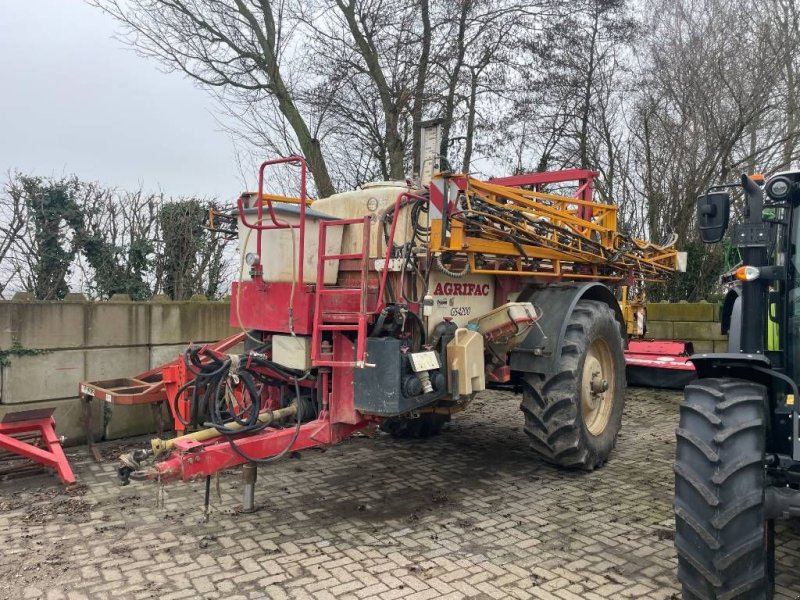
{"left": 0, "top": 0, "right": 244, "bottom": 199}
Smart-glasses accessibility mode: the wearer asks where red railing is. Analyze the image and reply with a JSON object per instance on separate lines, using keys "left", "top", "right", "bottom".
{"left": 237, "top": 156, "right": 308, "bottom": 285}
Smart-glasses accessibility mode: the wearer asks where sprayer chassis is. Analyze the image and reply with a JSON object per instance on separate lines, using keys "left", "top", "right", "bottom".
{"left": 85, "top": 156, "right": 679, "bottom": 484}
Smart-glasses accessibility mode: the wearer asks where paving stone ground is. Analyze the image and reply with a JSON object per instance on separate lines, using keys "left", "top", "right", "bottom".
{"left": 0, "top": 387, "right": 798, "bottom": 600}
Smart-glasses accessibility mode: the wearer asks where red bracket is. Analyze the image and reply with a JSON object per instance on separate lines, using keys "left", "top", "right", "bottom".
{"left": 0, "top": 408, "right": 76, "bottom": 484}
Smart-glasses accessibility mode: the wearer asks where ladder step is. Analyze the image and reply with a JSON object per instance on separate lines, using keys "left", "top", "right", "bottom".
{"left": 313, "top": 360, "right": 371, "bottom": 368}
{"left": 322, "top": 253, "right": 364, "bottom": 261}
{"left": 318, "top": 288, "right": 362, "bottom": 295}
{"left": 318, "top": 324, "right": 359, "bottom": 331}
{"left": 319, "top": 319, "right": 359, "bottom": 325}
{"left": 323, "top": 217, "right": 365, "bottom": 227}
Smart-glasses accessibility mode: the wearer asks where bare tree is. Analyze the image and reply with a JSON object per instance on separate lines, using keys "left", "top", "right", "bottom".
{"left": 4, "top": 176, "right": 92, "bottom": 299}
{"left": 629, "top": 0, "right": 799, "bottom": 300}
{"left": 0, "top": 174, "right": 27, "bottom": 298}
{"left": 80, "top": 187, "right": 161, "bottom": 299}
{"left": 95, "top": 0, "right": 337, "bottom": 197}
{"left": 0, "top": 171, "right": 234, "bottom": 300}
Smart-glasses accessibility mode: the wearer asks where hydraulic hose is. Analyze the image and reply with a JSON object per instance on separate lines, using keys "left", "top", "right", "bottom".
{"left": 170, "top": 345, "right": 311, "bottom": 462}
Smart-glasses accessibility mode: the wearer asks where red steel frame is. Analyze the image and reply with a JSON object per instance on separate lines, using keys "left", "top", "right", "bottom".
{"left": 153, "top": 332, "right": 370, "bottom": 479}
{"left": 488, "top": 169, "right": 598, "bottom": 221}
{"left": 0, "top": 409, "right": 75, "bottom": 484}
{"left": 157, "top": 414, "right": 367, "bottom": 480}
{"left": 624, "top": 339, "right": 695, "bottom": 372}
{"left": 146, "top": 159, "right": 403, "bottom": 481}
{"left": 239, "top": 156, "right": 308, "bottom": 286}
{"left": 429, "top": 168, "right": 599, "bottom": 221}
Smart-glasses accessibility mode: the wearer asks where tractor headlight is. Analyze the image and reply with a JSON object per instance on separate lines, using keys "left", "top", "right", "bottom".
{"left": 766, "top": 176, "right": 792, "bottom": 201}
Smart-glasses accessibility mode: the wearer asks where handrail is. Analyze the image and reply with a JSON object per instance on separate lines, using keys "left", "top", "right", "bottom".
{"left": 237, "top": 155, "right": 308, "bottom": 285}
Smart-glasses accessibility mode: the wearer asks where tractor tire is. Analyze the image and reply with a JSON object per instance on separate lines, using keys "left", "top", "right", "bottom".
{"left": 520, "top": 299, "right": 626, "bottom": 470}
{"left": 674, "top": 378, "right": 772, "bottom": 599}
{"left": 380, "top": 413, "right": 449, "bottom": 439}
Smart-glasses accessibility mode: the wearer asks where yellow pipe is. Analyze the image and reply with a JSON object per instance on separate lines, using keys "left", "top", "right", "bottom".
{"left": 150, "top": 404, "right": 298, "bottom": 455}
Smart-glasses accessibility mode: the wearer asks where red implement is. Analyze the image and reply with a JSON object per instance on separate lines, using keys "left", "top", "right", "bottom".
{"left": 0, "top": 408, "right": 75, "bottom": 484}
{"left": 624, "top": 340, "right": 696, "bottom": 389}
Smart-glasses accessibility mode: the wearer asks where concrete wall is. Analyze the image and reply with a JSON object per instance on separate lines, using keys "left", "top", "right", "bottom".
{"left": 644, "top": 301, "right": 725, "bottom": 352}
{"left": 0, "top": 294, "right": 722, "bottom": 446}
{"left": 0, "top": 295, "right": 237, "bottom": 445}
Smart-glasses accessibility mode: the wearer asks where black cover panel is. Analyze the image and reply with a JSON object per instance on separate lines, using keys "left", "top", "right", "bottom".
{"left": 354, "top": 338, "right": 439, "bottom": 416}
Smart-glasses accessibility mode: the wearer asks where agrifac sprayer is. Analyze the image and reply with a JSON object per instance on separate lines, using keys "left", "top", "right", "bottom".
{"left": 82, "top": 153, "right": 680, "bottom": 500}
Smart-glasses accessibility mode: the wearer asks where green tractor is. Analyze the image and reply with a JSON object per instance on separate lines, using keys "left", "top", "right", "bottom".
{"left": 675, "top": 171, "right": 800, "bottom": 598}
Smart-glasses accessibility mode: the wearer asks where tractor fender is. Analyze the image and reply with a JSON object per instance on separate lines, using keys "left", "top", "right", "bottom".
{"left": 720, "top": 285, "right": 742, "bottom": 340}
{"left": 509, "top": 282, "right": 624, "bottom": 375}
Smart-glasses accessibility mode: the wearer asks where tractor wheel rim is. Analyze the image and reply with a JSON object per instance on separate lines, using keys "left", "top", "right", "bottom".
{"left": 581, "top": 338, "right": 614, "bottom": 436}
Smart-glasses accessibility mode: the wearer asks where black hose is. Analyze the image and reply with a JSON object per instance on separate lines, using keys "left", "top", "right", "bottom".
{"left": 221, "top": 376, "right": 304, "bottom": 464}
{"left": 405, "top": 309, "right": 427, "bottom": 349}
{"left": 171, "top": 345, "right": 311, "bottom": 462}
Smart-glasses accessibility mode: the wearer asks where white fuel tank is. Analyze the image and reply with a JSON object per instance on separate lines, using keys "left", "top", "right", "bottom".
{"left": 237, "top": 202, "right": 344, "bottom": 285}
{"left": 311, "top": 181, "right": 417, "bottom": 259}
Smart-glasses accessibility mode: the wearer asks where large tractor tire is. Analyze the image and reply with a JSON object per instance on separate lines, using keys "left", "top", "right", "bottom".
{"left": 380, "top": 414, "right": 449, "bottom": 438}
{"left": 674, "top": 378, "right": 772, "bottom": 599}
{"left": 520, "top": 299, "right": 626, "bottom": 470}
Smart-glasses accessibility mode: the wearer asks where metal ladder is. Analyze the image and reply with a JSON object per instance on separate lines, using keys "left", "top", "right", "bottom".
{"left": 311, "top": 216, "right": 372, "bottom": 368}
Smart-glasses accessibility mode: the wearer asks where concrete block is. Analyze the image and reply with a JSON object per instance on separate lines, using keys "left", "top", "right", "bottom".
{"left": 150, "top": 302, "right": 235, "bottom": 345}
{"left": 150, "top": 343, "right": 243, "bottom": 369}
{"left": 1, "top": 350, "right": 84, "bottom": 404}
{"left": 3, "top": 302, "right": 86, "bottom": 349}
{"left": 0, "top": 302, "right": 13, "bottom": 349}
{"left": 644, "top": 321, "right": 673, "bottom": 340}
{"left": 0, "top": 397, "right": 104, "bottom": 445}
{"left": 691, "top": 340, "right": 714, "bottom": 353}
{"left": 673, "top": 321, "right": 726, "bottom": 341}
{"left": 85, "top": 303, "right": 150, "bottom": 347}
{"left": 104, "top": 402, "right": 172, "bottom": 440}
{"left": 150, "top": 344, "right": 186, "bottom": 368}
{"left": 646, "top": 303, "right": 718, "bottom": 323}
{"left": 713, "top": 340, "right": 729, "bottom": 352}
{"left": 84, "top": 347, "right": 150, "bottom": 381}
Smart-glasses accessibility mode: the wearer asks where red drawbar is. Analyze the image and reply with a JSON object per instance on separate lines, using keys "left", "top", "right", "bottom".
{"left": 155, "top": 419, "right": 366, "bottom": 480}
{"left": 0, "top": 408, "right": 75, "bottom": 484}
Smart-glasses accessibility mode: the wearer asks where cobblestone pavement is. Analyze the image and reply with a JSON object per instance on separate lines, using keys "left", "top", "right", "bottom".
{"left": 0, "top": 387, "right": 798, "bottom": 600}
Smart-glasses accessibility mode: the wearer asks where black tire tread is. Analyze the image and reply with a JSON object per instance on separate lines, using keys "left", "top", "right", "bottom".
{"left": 519, "top": 299, "right": 626, "bottom": 470}
{"left": 674, "top": 377, "right": 771, "bottom": 599}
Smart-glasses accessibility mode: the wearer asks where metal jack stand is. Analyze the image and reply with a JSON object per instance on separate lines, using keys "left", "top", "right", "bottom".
{"left": 0, "top": 408, "right": 75, "bottom": 484}
{"left": 241, "top": 462, "right": 257, "bottom": 512}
